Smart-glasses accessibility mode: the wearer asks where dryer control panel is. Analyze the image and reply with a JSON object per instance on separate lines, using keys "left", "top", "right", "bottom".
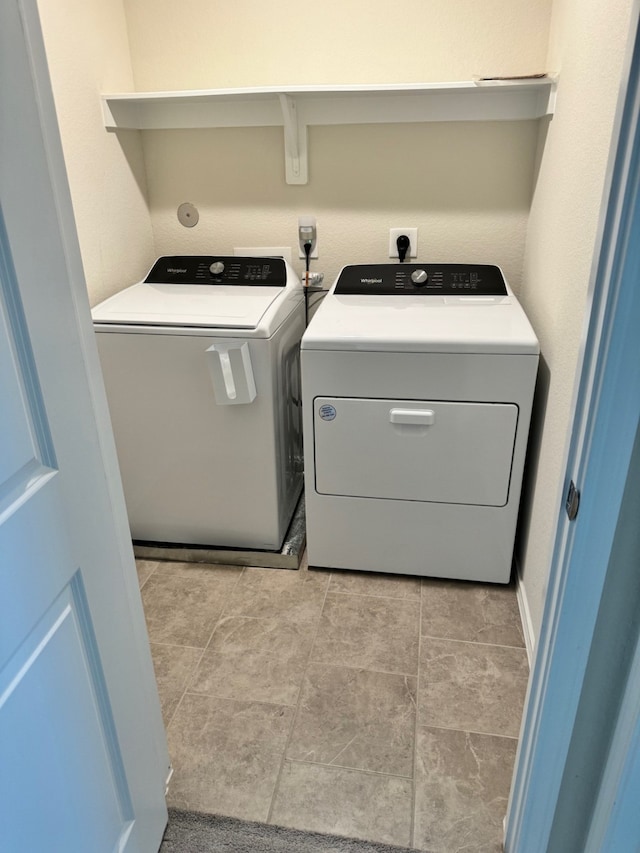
{"left": 334, "top": 264, "right": 508, "bottom": 296}
{"left": 145, "top": 256, "right": 288, "bottom": 287}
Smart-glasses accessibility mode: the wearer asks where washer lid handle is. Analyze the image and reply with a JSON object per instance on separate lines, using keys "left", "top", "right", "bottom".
{"left": 205, "top": 342, "right": 257, "bottom": 405}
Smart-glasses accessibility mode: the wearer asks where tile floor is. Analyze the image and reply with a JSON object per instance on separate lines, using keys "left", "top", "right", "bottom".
{"left": 137, "top": 554, "right": 529, "bottom": 852}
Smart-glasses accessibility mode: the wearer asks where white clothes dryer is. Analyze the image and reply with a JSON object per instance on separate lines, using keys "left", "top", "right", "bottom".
{"left": 93, "top": 256, "right": 304, "bottom": 550}
{"left": 301, "top": 263, "right": 539, "bottom": 583}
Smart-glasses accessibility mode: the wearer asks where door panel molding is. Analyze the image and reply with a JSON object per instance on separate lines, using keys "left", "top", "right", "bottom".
{"left": 0, "top": 206, "right": 55, "bottom": 470}
{"left": 0, "top": 578, "right": 134, "bottom": 852}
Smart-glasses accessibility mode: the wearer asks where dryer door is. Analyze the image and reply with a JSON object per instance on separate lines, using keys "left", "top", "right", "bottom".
{"left": 313, "top": 397, "right": 518, "bottom": 506}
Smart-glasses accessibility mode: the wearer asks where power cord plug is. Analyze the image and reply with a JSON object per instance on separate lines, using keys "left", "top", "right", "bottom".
{"left": 304, "top": 240, "right": 312, "bottom": 282}
{"left": 298, "top": 215, "right": 317, "bottom": 288}
{"left": 396, "top": 234, "right": 410, "bottom": 263}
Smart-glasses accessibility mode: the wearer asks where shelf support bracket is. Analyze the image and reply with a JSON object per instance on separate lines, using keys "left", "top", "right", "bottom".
{"left": 278, "top": 94, "right": 308, "bottom": 185}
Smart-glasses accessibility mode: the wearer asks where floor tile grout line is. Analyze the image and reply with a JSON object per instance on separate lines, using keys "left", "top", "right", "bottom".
{"left": 150, "top": 639, "right": 210, "bottom": 652}
{"left": 179, "top": 688, "right": 298, "bottom": 710}
{"left": 151, "top": 611, "right": 301, "bottom": 656}
{"left": 146, "top": 565, "right": 246, "bottom": 735}
{"left": 200, "top": 565, "right": 247, "bottom": 653}
{"left": 415, "top": 719, "right": 521, "bottom": 741}
{"left": 326, "top": 589, "right": 422, "bottom": 605}
{"left": 182, "top": 660, "right": 418, "bottom": 712}
{"left": 326, "top": 588, "right": 422, "bottom": 602}
{"left": 419, "top": 633, "right": 528, "bottom": 652}
{"left": 136, "top": 559, "right": 159, "bottom": 590}
{"left": 284, "top": 756, "right": 415, "bottom": 782}
{"left": 163, "top": 679, "right": 190, "bottom": 733}
{"left": 266, "top": 566, "right": 332, "bottom": 825}
{"left": 166, "top": 565, "right": 249, "bottom": 740}
{"left": 142, "top": 560, "right": 200, "bottom": 735}
{"left": 305, "top": 658, "right": 419, "bottom": 679}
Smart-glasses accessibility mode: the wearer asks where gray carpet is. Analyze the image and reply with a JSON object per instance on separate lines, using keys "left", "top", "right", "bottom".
{"left": 160, "top": 808, "right": 422, "bottom": 852}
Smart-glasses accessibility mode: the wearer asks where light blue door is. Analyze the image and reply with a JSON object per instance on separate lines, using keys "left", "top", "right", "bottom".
{"left": 0, "top": 1, "right": 169, "bottom": 850}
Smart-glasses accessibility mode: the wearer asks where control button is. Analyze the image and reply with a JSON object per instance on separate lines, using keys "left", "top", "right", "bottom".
{"left": 411, "top": 269, "right": 428, "bottom": 286}
{"left": 209, "top": 261, "right": 225, "bottom": 275}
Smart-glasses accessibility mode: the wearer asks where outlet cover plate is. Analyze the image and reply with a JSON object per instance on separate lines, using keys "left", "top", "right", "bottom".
{"left": 389, "top": 228, "right": 418, "bottom": 259}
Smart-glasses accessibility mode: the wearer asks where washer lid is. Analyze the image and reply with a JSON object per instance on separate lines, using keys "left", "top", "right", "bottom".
{"left": 91, "top": 282, "right": 287, "bottom": 330}
{"left": 92, "top": 255, "right": 301, "bottom": 331}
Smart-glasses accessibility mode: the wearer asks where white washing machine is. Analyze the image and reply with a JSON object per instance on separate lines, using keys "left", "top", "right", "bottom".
{"left": 93, "top": 256, "right": 304, "bottom": 550}
{"left": 301, "top": 263, "right": 539, "bottom": 583}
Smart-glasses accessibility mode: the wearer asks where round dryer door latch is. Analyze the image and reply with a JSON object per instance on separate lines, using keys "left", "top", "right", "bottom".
{"left": 411, "top": 269, "right": 428, "bottom": 286}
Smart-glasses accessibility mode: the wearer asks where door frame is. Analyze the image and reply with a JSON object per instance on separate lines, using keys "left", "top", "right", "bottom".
{"left": 505, "top": 2, "right": 640, "bottom": 848}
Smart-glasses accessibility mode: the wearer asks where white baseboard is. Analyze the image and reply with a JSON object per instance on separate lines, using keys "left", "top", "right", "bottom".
{"left": 515, "top": 562, "right": 536, "bottom": 666}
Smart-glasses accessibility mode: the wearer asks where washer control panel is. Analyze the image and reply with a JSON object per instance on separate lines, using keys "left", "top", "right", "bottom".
{"left": 334, "top": 264, "right": 508, "bottom": 296}
{"left": 144, "top": 256, "right": 287, "bottom": 286}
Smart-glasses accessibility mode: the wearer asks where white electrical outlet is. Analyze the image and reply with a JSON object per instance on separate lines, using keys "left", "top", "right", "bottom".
{"left": 389, "top": 228, "right": 418, "bottom": 259}
{"left": 298, "top": 215, "right": 318, "bottom": 259}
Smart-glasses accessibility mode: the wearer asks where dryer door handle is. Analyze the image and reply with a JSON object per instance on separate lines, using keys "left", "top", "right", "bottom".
{"left": 389, "top": 408, "right": 435, "bottom": 426}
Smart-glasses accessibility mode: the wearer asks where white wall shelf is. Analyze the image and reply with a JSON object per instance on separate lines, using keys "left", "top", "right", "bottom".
{"left": 102, "top": 79, "right": 557, "bottom": 185}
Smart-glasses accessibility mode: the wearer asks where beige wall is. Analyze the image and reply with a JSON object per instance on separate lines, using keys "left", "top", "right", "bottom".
{"left": 38, "top": 0, "right": 554, "bottom": 301}
{"left": 124, "top": 0, "right": 551, "bottom": 90}
{"left": 38, "top": 0, "right": 155, "bottom": 306}
{"left": 516, "top": 0, "right": 634, "bottom": 635}
{"left": 140, "top": 120, "right": 539, "bottom": 290}
{"left": 122, "top": 0, "right": 552, "bottom": 291}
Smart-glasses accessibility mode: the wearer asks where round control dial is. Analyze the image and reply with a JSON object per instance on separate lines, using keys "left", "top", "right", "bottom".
{"left": 209, "top": 261, "right": 225, "bottom": 275}
{"left": 411, "top": 269, "right": 428, "bottom": 286}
